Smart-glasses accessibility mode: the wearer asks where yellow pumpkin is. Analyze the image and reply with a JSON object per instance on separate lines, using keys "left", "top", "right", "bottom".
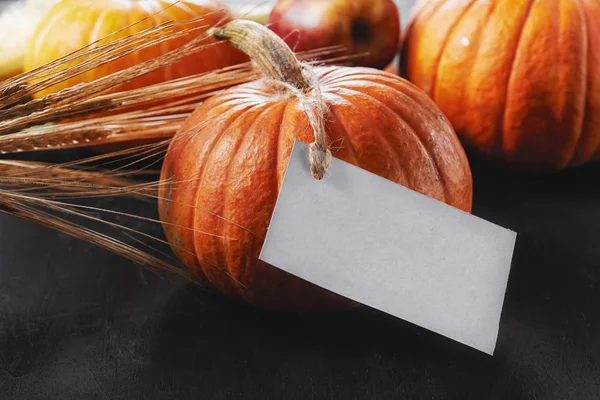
{"left": 24, "top": 0, "right": 247, "bottom": 98}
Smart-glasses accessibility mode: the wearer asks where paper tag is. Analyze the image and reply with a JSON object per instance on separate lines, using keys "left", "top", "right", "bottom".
{"left": 260, "top": 140, "right": 516, "bottom": 355}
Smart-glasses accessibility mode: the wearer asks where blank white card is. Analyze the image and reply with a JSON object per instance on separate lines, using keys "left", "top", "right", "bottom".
{"left": 260, "top": 140, "right": 516, "bottom": 355}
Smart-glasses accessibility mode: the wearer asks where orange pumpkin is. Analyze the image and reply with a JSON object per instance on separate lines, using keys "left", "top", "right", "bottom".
{"left": 158, "top": 21, "right": 473, "bottom": 311}
{"left": 24, "top": 0, "right": 247, "bottom": 99}
{"left": 401, "top": 0, "right": 600, "bottom": 172}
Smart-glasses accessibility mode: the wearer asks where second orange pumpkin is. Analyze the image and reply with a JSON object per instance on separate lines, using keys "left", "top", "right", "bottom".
{"left": 401, "top": 0, "right": 600, "bottom": 172}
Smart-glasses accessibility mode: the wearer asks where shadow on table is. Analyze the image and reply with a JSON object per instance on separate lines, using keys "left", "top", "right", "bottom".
{"left": 144, "top": 157, "right": 600, "bottom": 399}
{"left": 145, "top": 281, "right": 500, "bottom": 398}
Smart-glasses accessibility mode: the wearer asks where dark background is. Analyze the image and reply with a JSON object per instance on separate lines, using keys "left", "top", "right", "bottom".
{"left": 1, "top": 151, "right": 599, "bottom": 400}
{"left": 1, "top": 0, "right": 600, "bottom": 399}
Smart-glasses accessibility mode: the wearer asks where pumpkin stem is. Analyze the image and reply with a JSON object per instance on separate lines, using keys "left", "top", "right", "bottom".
{"left": 215, "top": 20, "right": 331, "bottom": 180}
{"left": 214, "top": 19, "right": 312, "bottom": 92}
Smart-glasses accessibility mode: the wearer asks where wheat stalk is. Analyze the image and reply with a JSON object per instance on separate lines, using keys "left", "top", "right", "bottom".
{"left": 0, "top": 6, "right": 349, "bottom": 282}
{"left": 0, "top": 47, "right": 345, "bottom": 153}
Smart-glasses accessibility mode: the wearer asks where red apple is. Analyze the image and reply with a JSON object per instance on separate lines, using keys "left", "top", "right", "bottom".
{"left": 267, "top": 0, "right": 400, "bottom": 69}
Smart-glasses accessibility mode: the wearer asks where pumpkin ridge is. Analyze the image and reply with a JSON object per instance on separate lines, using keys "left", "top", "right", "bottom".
{"left": 273, "top": 101, "right": 291, "bottom": 193}
{"left": 456, "top": 0, "right": 497, "bottom": 147}
{"left": 399, "top": 0, "right": 446, "bottom": 78}
{"left": 343, "top": 74, "right": 472, "bottom": 210}
{"left": 574, "top": 0, "right": 600, "bottom": 164}
{"left": 191, "top": 102, "right": 268, "bottom": 242}
{"left": 89, "top": 6, "right": 114, "bottom": 87}
{"left": 182, "top": 0, "right": 225, "bottom": 77}
{"left": 565, "top": 0, "right": 589, "bottom": 165}
{"left": 350, "top": 74, "right": 458, "bottom": 128}
{"left": 203, "top": 103, "right": 274, "bottom": 297}
{"left": 175, "top": 0, "right": 198, "bottom": 16}
{"left": 405, "top": 0, "right": 443, "bottom": 32}
{"left": 185, "top": 103, "right": 257, "bottom": 193}
{"left": 186, "top": 102, "right": 257, "bottom": 285}
{"left": 317, "top": 68, "right": 383, "bottom": 86}
{"left": 312, "top": 66, "right": 344, "bottom": 85}
{"left": 30, "top": 4, "right": 71, "bottom": 63}
{"left": 27, "top": 4, "right": 76, "bottom": 94}
{"left": 560, "top": 0, "right": 588, "bottom": 166}
{"left": 430, "top": 0, "right": 479, "bottom": 100}
{"left": 341, "top": 84, "right": 447, "bottom": 203}
{"left": 85, "top": 8, "right": 111, "bottom": 85}
{"left": 500, "top": 0, "right": 536, "bottom": 161}
{"left": 327, "top": 97, "right": 360, "bottom": 164}
{"left": 229, "top": 102, "right": 289, "bottom": 297}
{"left": 336, "top": 88, "right": 413, "bottom": 192}
{"left": 549, "top": 0, "right": 563, "bottom": 165}
{"left": 153, "top": 2, "right": 173, "bottom": 82}
{"left": 125, "top": 8, "right": 145, "bottom": 88}
{"left": 161, "top": 105, "right": 236, "bottom": 286}
{"left": 341, "top": 74, "right": 447, "bottom": 118}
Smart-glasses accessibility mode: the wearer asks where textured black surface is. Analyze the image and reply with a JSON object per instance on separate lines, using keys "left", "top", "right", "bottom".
{"left": 0, "top": 150, "right": 599, "bottom": 400}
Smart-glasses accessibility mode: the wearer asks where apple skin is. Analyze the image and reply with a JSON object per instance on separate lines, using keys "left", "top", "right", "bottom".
{"left": 267, "top": 0, "right": 400, "bottom": 69}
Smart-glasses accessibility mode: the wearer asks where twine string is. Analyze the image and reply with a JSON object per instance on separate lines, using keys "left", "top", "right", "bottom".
{"left": 270, "top": 63, "right": 331, "bottom": 180}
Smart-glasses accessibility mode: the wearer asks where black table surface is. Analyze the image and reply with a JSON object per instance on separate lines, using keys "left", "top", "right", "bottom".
{"left": 0, "top": 148, "right": 599, "bottom": 400}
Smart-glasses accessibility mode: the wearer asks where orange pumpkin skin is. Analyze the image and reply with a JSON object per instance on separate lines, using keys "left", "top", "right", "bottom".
{"left": 158, "top": 66, "right": 473, "bottom": 311}
{"left": 24, "top": 0, "right": 246, "bottom": 99}
{"left": 401, "top": 0, "right": 600, "bottom": 172}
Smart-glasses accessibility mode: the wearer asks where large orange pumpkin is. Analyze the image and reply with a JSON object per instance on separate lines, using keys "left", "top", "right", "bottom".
{"left": 158, "top": 21, "right": 473, "bottom": 311}
{"left": 401, "top": 0, "right": 600, "bottom": 172}
{"left": 24, "top": 0, "right": 246, "bottom": 99}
